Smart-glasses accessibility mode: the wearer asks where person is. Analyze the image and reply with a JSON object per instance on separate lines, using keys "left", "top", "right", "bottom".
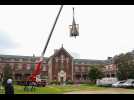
{"left": 5, "top": 78, "right": 14, "bottom": 94}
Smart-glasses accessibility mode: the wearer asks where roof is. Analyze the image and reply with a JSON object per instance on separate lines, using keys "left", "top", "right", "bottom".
{"left": 0, "top": 55, "right": 49, "bottom": 63}
{"left": 49, "top": 46, "right": 73, "bottom": 59}
{"left": 0, "top": 47, "right": 113, "bottom": 65}
{"left": 73, "top": 59, "right": 110, "bottom": 65}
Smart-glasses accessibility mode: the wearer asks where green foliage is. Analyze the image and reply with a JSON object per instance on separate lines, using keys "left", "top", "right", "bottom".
{"left": 114, "top": 53, "right": 134, "bottom": 80}
{"left": 2, "top": 64, "right": 13, "bottom": 86}
{"left": 88, "top": 66, "right": 104, "bottom": 83}
{"left": 50, "top": 80, "right": 60, "bottom": 85}
{"left": 66, "top": 80, "right": 74, "bottom": 84}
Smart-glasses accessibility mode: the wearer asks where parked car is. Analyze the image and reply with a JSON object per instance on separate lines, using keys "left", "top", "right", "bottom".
{"left": 122, "top": 79, "right": 134, "bottom": 88}
{"left": 112, "top": 80, "right": 126, "bottom": 88}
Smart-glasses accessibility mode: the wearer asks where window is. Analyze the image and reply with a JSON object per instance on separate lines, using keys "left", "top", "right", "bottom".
{"left": 75, "top": 61, "right": 78, "bottom": 64}
{"left": 26, "top": 64, "right": 31, "bottom": 70}
{"left": 75, "top": 74, "right": 81, "bottom": 80}
{"left": 79, "top": 62, "right": 81, "bottom": 64}
{"left": 106, "top": 74, "right": 110, "bottom": 77}
{"left": 11, "top": 58, "right": 15, "bottom": 62}
{"left": 18, "top": 65, "right": 22, "bottom": 70}
{"left": 66, "top": 57, "right": 69, "bottom": 63}
{"left": 42, "top": 66, "right": 46, "bottom": 71}
{"left": 87, "top": 67, "right": 90, "bottom": 71}
{"left": 55, "top": 57, "right": 58, "bottom": 62}
{"left": 81, "top": 67, "right": 85, "bottom": 72}
{"left": 132, "top": 81, "right": 134, "bottom": 84}
{"left": 60, "top": 55, "right": 64, "bottom": 63}
{"left": 75, "top": 66, "right": 79, "bottom": 72}
{"left": 19, "top": 59, "right": 23, "bottom": 62}
{"left": 83, "top": 74, "right": 88, "bottom": 80}
{"left": 14, "top": 64, "right": 18, "bottom": 70}
{"left": 111, "top": 74, "right": 115, "bottom": 77}
{"left": 81, "top": 62, "right": 85, "bottom": 64}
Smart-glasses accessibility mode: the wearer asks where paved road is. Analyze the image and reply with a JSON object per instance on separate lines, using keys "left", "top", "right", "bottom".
{"left": 65, "top": 88, "right": 134, "bottom": 94}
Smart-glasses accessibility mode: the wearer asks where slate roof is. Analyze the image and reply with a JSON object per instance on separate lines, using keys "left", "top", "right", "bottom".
{"left": 0, "top": 55, "right": 49, "bottom": 63}
{"left": 0, "top": 54, "right": 112, "bottom": 65}
{"left": 73, "top": 59, "right": 111, "bottom": 65}
{"left": 0, "top": 46, "right": 113, "bottom": 65}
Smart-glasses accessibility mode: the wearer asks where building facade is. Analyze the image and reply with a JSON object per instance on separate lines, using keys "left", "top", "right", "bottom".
{"left": 0, "top": 46, "right": 117, "bottom": 83}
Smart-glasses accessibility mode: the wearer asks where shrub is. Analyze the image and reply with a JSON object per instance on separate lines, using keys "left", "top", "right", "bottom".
{"left": 50, "top": 80, "right": 60, "bottom": 85}
{"left": 66, "top": 80, "right": 74, "bottom": 84}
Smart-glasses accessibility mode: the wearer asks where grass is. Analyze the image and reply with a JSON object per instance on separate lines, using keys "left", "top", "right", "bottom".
{"left": 1, "top": 84, "right": 134, "bottom": 94}
{"left": 0, "top": 84, "right": 106, "bottom": 94}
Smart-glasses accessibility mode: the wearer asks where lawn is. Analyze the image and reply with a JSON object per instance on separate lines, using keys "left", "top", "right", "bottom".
{"left": 0, "top": 84, "right": 106, "bottom": 94}
{"left": 1, "top": 84, "right": 134, "bottom": 94}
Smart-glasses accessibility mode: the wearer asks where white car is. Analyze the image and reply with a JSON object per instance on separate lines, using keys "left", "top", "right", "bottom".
{"left": 112, "top": 81, "right": 126, "bottom": 88}
{"left": 122, "top": 79, "right": 134, "bottom": 88}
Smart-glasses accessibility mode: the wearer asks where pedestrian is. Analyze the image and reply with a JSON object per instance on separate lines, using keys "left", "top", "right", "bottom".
{"left": 5, "top": 78, "right": 14, "bottom": 94}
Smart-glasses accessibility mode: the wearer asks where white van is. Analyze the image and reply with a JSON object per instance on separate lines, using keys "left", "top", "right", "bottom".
{"left": 96, "top": 77, "right": 118, "bottom": 86}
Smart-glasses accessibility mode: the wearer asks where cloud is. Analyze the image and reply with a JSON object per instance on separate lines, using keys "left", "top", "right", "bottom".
{"left": 0, "top": 31, "right": 19, "bottom": 49}
{"left": 70, "top": 52, "right": 80, "bottom": 59}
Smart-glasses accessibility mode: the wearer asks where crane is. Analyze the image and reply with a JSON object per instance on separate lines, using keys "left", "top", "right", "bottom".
{"left": 27, "top": 5, "right": 64, "bottom": 84}
{"left": 26, "top": 5, "right": 79, "bottom": 87}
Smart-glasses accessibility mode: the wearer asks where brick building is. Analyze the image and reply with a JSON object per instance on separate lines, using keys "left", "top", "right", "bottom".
{"left": 0, "top": 46, "right": 117, "bottom": 83}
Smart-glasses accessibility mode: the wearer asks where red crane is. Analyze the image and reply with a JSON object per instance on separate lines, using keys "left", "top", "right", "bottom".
{"left": 27, "top": 5, "right": 64, "bottom": 82}
{"left": 27, "top": 6, "right": 79, "bottom": 83}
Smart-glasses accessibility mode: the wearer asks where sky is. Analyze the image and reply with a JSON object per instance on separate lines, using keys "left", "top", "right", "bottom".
{"left": 0, "top": 5, "right": 134, "bottom": 60}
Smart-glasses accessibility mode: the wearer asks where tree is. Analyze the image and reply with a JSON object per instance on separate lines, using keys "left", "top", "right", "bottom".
{"left": 2, "top": 64, "right": 13, "bottom": 86}
{"left": 88, "top": 66, "right": 104, "bottom": 83}
{"left": 114, "top": 52, "right": 134, "bottom": 80}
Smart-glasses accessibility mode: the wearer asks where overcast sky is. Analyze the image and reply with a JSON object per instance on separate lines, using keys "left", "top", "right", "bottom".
{"left": 0, "top": 5, "right": 134, "bottom": 60}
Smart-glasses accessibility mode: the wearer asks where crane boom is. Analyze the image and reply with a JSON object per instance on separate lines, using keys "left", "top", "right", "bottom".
{"left": 28, "top": 5, "right": 64, "bottom": 82}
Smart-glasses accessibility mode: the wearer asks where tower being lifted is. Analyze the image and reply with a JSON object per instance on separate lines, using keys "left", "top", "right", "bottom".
{"left": 69, "top": 7, "right": 79, "bottom": 38}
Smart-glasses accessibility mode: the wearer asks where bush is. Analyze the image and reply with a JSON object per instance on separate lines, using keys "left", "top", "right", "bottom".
{"left": 50, "top": 80, "right": 60, "bottom": 85}
{"left": 66, "top": 80, "right": 74, "bottom": 84}
{"left": 98, "top": 84, "right": 112, "bottom": 87}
